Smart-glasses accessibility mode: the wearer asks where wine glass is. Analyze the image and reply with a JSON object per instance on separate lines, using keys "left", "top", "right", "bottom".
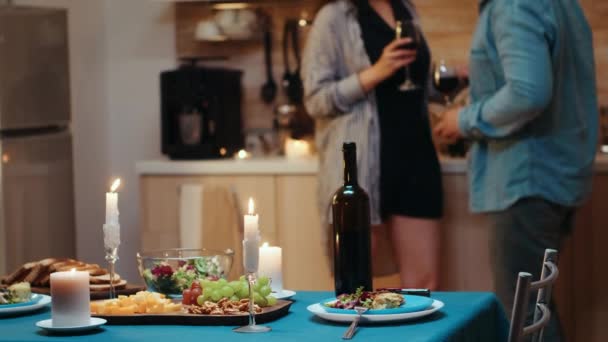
{"left": 433, "top": 60, "right": 459, "bottom": 106}
{"left": 395, "top": 20, "right": 420, "bottom": 92}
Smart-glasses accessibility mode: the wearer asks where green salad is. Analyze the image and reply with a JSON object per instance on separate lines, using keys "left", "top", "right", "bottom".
{"left": 142, "top": 256, "right": 226, "bottom": 295}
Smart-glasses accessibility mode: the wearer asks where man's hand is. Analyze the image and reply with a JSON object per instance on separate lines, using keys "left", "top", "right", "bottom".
{"left": 434, "top": 107, "right": 463, "bottom": 144}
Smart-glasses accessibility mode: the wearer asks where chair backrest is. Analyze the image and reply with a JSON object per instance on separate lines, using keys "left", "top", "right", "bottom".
{"left": 508, "top": 249, "right": 559, "bottom": 342}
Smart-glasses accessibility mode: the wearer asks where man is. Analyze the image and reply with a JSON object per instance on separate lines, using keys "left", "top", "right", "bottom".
{"left": 435, "top": 0, "right": 598, "bottom": 340}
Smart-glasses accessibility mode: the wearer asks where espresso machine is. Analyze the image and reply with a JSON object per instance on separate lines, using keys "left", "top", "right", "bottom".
{"left": 160, "top": 59, "right": 244, "bottom": 160}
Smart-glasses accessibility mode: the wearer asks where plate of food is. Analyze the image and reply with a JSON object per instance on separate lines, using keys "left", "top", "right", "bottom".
{"left": 91, "top": 278, "right": 292, "bottom": 326}
{"left": 307, "top": 288, "right": 443, "bottom": 323}
{"left": 2, "top": 258, "right": 144, "bottom": 300}
{"left": 0, "top": 282, "right": 51, "bottom": 316}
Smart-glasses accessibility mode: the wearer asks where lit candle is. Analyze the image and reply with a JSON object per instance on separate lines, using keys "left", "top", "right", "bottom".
{"left": 258, "top": 242, "right": 283, "bottom": 292}
{"left": 104, "top": 178, "right": 121, "bottom": 249}
{"left": 243, "top": 198, "right": 260, "bottom": 273}
{"left": 235, "top": 149, "right": 250, "bottom": 160}
{"left": 105, "top": 178, "right": 120, "bottom": 226}
{"left": 284, "top": 138, "right": 311, "bottom": 159}
{"left": 50, "top": 269, "right": 91, "bottom": 327}
{"left": 244, "top": 198, "right": 259, "bottom": 241}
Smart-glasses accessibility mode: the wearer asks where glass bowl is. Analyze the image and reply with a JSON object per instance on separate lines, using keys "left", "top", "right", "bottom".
{"left": 137, "top": 248, "right": 234, "bottom": 296}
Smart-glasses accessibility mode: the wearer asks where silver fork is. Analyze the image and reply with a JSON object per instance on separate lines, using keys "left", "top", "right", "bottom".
{"left": 342, "top": 306, "right": 369, "bottom": 339}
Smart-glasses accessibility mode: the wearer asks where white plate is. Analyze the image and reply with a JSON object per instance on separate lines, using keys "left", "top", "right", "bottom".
{"left": 36, "top": 317, "right": 107, "bottom": 332}
{"left": 0, "top": 294, "right": 51, "bottom": 317}
{"left": 273, "top": 289, "right": 296, "bottom": 300}
{"left": 307, "top": 299, "right": 444, "bottom": 323}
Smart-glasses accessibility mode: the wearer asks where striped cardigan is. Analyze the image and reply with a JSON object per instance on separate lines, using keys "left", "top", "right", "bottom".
{"left": 302, "top": 0, "right": 424, "bottom": 233}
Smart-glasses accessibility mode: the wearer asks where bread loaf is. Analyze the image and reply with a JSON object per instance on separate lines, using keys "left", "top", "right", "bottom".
{"left": 2, "top": 258, "right": 127, "bottom": 290}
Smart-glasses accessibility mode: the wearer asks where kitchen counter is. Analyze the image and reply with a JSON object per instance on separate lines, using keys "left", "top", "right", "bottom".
{"left": 136, "top": 154, "right": 608, "bottom": 175}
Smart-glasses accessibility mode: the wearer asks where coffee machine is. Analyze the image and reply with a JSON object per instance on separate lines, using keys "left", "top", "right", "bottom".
{"left": 160, "top": 59, "right": 244, "bottom": 159}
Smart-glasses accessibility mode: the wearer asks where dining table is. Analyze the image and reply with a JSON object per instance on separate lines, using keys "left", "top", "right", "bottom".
{"left": 0, "top": 291, "right": 509, "bottom": 342}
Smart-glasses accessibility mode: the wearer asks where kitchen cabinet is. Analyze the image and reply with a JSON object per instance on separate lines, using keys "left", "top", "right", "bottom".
{"left": 140, "top": 175, "right": 276, "bottom": 279}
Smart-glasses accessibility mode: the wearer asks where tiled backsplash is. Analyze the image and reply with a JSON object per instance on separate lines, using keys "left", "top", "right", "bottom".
{"left": 175, "top": 0, "right": 608, "bottom": 131}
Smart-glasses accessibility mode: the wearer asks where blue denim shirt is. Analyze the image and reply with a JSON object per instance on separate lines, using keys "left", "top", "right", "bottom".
{"left": 459, "top": 0, "right": 599, "bottom": 213}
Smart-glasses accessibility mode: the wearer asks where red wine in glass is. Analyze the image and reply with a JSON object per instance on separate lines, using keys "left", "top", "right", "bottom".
{"left": 433, "top": 60, "right": 459, "bottom": 105}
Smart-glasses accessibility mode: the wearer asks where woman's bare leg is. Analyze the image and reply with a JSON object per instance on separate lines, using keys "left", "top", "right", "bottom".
{"left": 389, "top": 215, "right": 441, "bottom": 290}
{"left": 371, "top": 224, "right": 385, "bottom": 257}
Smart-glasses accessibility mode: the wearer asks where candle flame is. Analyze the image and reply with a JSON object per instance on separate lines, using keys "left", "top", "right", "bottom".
{"left": 237, "top": 149, "right": 248, "bottom": 159}
{"left": 248, "top": 197, "right": 255, "bottom": 215}
{"left": 262, "top": 242, "right": 269, "bottom": 248}
{"left": 70, "top": 268, "right": 76, "bottom": 273}
{"left": 110, "top": 178, "right": 121, "bottom": 192}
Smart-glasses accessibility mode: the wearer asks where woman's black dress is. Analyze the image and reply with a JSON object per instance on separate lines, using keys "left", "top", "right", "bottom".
{"left": 358, "top": 0, "right": 443, "bottom": 220}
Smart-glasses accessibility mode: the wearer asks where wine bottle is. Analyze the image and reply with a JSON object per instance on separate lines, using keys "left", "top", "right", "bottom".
{"left": 331, "top": 142, "right": 373, "bottom": 296}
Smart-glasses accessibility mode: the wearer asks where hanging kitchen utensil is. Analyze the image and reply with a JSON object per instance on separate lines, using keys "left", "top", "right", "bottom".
{"left": 290, "top": 19, "right": 304, "bottom": 104}
{"left": 260, "top": 15, "right": 277, "bottom": 104}
{"left": 281, "top": 20, "right": 304, "bottom": 104}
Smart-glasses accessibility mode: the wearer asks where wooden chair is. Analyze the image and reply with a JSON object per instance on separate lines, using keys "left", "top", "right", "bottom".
{"left": 508, "top": 249, "right": 559, "bottom": 342}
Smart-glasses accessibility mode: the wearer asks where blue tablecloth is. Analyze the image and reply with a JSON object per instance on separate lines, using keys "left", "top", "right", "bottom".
{"left": 0, "top": 292, "right": 508, "bottom": 342}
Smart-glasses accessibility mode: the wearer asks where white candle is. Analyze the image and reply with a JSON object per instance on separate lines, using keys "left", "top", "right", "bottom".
{"left": 284, "top": 138, "right": 311, "bottom": 159}
{"left": 50, "top": 269, "right": 91, "bottom": 327}
{"left": 104, "top": 178, "right": 121, "bottom": 249}
{"left": 244, "top": 199, "right": 258, "bottom": 242}
{"left": 258, "top": 242, "right": 283, "bottom": 292}
{"left": 105, "top": 178, "right": 120, "bottom": 226}
{"left": 243, "top": 198, "right": 260, "bottom": 273}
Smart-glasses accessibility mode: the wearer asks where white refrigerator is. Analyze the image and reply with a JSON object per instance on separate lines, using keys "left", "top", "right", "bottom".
{"left": 0, "top": 6, "right": 75, "bottom": 274}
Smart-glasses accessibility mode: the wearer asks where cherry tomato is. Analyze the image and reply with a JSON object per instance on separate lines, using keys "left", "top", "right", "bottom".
{"left": 182, "top": 289, "right": 192, "bottom": 305}
{"left": 190, "top": 287, "right": 202, "bottom": 305}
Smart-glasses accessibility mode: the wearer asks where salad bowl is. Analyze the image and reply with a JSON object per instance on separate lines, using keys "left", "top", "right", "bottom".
{"left": 137, "top": 248, "right": 234, "bottom": 296}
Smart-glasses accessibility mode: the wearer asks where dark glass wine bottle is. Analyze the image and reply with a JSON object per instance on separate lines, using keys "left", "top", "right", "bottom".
{"left": 332, "top": 142, "right": 373, "bottom": 296}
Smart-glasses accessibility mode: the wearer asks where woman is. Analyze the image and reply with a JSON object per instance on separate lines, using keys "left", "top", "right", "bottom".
{"left": 302, "top": 0, "right": 443, "bottom": 289}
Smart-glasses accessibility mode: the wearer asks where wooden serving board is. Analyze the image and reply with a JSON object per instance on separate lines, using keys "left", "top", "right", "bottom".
{"left": 31, "top": 284, "right": 145, "bottom": 300}
{"left": 92, "top": 299, "right": 293, "bottom": 326}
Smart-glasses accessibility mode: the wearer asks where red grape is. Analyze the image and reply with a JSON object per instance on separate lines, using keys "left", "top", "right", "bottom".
{"left": 182, "top": 289, "right": 192, "bottom": 305}
{"left": 190, "top": 287, "right": 202, "bottom": 305}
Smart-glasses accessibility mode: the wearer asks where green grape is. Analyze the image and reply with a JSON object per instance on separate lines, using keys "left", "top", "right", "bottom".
{"left": 240, "top": 281, "right": 248, "bottom": 289}
{"left": 230, "top": 295, "right": 239, "bottom": 302}
{"left": 259, "top": 285, "right": 271, "bottom": 297}
{"left": 210, "top": 289, "right": 222, "bottom": 302}
{"left": 202, "top": 289, "right": 212, "bottom": 300}
{"left": 237, "top": 285, "right": 249, "bottom": 299}
{"left": 239, "top": 275, "right": 246, "bottom": 282}
{"left": 253, "top": 292, "right": 264, "bottom": 305}
{"left": 200, "top": 279, "right": 212, "bottom": 288}
{"left": 253, "top": 281, "right": 263, "bottom": 292}
{"left": 228, "top": 281, "right": 241, "bottom": 290}
{"left": 217, "top": 278, "right": 228, "bottom": 287}
{"left": 267, "top": 296, "right": 277, "bottom": 306}
{"left": 205, "top": 281, "right": 218, "bottom": 290}
{"left": 257, "top": 276, "right": 270, "bottom": 287}
{"left": 220, "top": 286, "right": 235, "bottom": 298}
{"left": 197, "top": 295, "right": 205, "bottom": 306}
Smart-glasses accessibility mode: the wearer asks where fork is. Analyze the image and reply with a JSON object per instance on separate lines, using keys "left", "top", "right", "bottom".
{"left": 342, "top": 306, "right": 369, "bottom": 339}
